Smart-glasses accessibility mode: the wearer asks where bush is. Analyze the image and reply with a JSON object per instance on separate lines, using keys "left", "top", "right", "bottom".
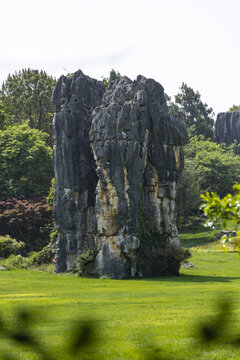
{"left": 2, "top": 254, "right": 30, "bottom": 270}
{"left": 76, "top": 250, "right": 96, "bottom": 276}
{"left": 30, "top": 244, "right": 55, "bottom": 265}
{"left": 0, "top": 235, "right": 25, "bottom": 258}
{"left": 0, "top": 197, "right": 52, "bottom": 251}
{"left": 154, "top": 245, "right": 191, "bottom": 276}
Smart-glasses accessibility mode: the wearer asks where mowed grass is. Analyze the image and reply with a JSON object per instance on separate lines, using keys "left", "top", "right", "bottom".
{"left": 1, "top": 230, "right": 240, "bottom": 359}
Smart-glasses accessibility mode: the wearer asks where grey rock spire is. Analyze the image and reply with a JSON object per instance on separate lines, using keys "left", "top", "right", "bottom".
{"left": 52, "top": 70, "right": 188, "bottom": 278}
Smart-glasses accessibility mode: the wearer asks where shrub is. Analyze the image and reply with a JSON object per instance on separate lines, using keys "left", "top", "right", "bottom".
{"left": 154, "top": 245, "right": 191, "bottom": 276}
{"left": 0, "top": 235, "right": 25, "bottom": 258}
{"left": 76, "top": 250, "right": 96, "bottom": 276}
{"left": 137, "top": 203, "right": 191, "bottom": 276}
{"left": 2, "top": 254, "right": 30, "bottom": 270}
{"left": 0, "top": 197, "right": 52, "bottom": 251}
{"left": 30, "top": 244, "right": 55, "bottom": 265}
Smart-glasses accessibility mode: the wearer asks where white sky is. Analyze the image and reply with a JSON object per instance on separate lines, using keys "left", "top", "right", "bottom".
{"left": 1, "top": 0, "right": 240, "bottom": 117}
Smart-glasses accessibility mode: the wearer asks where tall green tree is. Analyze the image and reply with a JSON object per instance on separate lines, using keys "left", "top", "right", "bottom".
{"left": 185, "top": 137, "right": 240, "bottom": 197}
{"left": 0, "top": 69, "right": 56, "bottom": 135}
{"left": 177, "top": 158, "right": 202, "bottom": 223}
{"left": 0, "top": 124, "right": 53, "bottom": 199}
{"left": 168, "top": 83, "right": 214, "bottom": 139}
{"left": 0, "top": 103, "right": 9, "bottom": 130}
{"left": 177, "top": 137, "right": 240, "bottom": 223}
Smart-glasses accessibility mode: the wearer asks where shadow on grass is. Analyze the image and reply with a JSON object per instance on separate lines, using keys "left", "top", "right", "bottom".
{"left": 134, "top": 274, "right": 240, "bottom": 283}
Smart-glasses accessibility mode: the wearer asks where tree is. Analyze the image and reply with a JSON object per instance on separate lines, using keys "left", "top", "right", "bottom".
{"left": 0, "top": 198, "right": 52, "bottom": 251}
{"left": 201, "top": 185, "right": 240, "bottom": 253}
{"left": 0, "top": 103, "right": 9, "bottom": 130}
{"left": 102, "top": 69, "right": 121, "bottom": 90}
{"left": 177, "top": 158, "right": 202, "bottom": 223}
{"left": 229, "top": 105, "right": 240, "bottom": 112}
{"left": 184, "top": 137, "right": 240, "bottom": 197}
{"left": 177, "top": 137, "right": 240, "bottom": 224}
{"left": 0, "top": 124, "right": 53, "bottom": 199}
{"left": 0, "top": 69, "right": 56, "bottom": 135}
{"left": 168, "top": 83, "right": 214, "bottom": 139}
{"left": 201, "top": 185, "right": 240, "bottom": 229}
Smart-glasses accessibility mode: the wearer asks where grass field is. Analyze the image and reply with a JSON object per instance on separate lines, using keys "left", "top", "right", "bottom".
{"left": 1, "top": 228, "right": 240, "bottom": 359}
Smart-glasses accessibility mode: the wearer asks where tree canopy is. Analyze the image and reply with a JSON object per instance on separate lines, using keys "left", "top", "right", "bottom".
{"left": 201, "top": 185, "right": 240, "bottom": 229}
{"left": 187, "top": 137, "right": 240, "bottom": 196}
{"left": 201, "top": 185, "right": 240, "bottom": 253}
{"left": 177, "top": 137, "right": 240, "bottom": 223}
{"left": 0, "top": 69, "right": 56, "bottom": 136}
{"left": 0, "top": 124, "right": 53, "bottom": 199}
{"left": 229, "top": 105, "right": 240, "bottom": 112}
{"left": 168, "top": 83, "right": 214, "bottom": 139}
{"left": 0, "top": 103, "right": 9, "bottom": 130}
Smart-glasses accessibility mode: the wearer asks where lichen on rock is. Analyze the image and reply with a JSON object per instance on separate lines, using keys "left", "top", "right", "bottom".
{"left": 52, "top": 70, "right": 188, "bottom": 278}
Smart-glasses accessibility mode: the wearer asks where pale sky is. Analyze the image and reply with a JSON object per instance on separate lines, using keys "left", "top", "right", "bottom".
{"left": 1, "top": 0, "right": 240, "bottom": 117}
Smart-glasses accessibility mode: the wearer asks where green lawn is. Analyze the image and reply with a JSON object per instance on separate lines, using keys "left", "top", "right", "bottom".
{"left": 1, "top": 231, "right": 240, "bottom": 359}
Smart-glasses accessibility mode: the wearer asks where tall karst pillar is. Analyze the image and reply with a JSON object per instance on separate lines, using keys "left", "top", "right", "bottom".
{"left": 52, "top": 70, "right": 188, "bottom": 278}
{"left": 52, "top": 70, "right": 105, "bottom": 272}
{"left": 215, "top": 111, "right": 240, "bottom": 145}
{"left": 90, "top": 75, "right": 188, "bottom": 277}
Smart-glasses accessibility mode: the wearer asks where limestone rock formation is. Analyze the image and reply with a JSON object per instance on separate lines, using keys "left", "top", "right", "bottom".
{"left": 52, "top": 70, "right": 105, "bottom": 272}
{"left": 52, "top": 70, "right": 188, "bottom": 278}
{"left": 215, "top": 111, "right": 240, "bottom": 145}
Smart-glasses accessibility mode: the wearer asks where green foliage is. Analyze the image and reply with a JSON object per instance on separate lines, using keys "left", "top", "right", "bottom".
{"left": 137, "top": 202, "right": 190, "bottom": 275}
{"left": 46, "top": 178, "right": 58, "bottom": 244}
{"left": 177, "top": 158, "right": 202, "bottom": 222}
{"left": 0, "top": 102, "right": 9, "bottom": 130}
{"left": 201, "top": 184, "right": 240, "bottom": 229}
{"left": 46, "top": 178, "right": 55, "bottom": 209}
{"left": 168, "top": 83, "right": 214, "bottom": 139}
{"left": 155, "top": 246, "right": 191, "bottom": 275}
{"left": 49, "top": 224, "right": 58, "bottom": 243}
{"left": 2, "top": 254, "right": 30, "bottom": 270}
{"left": 177, "top": 137, "right": 240, "bottom": 224}
{"left": 0, "top": 198, "right": 52, "bottom": 251}
{"left": 76, "top": 249, "right": 96, "bottom": 276}
{"left": 0, "top": 68, "right": 56, "bottom": 135}
{"left": 0, "top": 124, "right": 53, "bottom": 198}
{"left": 0, "top": 235, "right": 25, "bottom": 258}
{"left": 102, "top": 69, "right": 121, "bottom": 90}
{"left": 229, "top": 105, "right": 240, "bottom": 112}
{"left": 137, "top": 197, "right": 165, "bottom": 274}
{"left": 184, "top": 137, "right": 240, "bottom": 197}
{"left": 37, "top": 223, "right": 56, "bottom": 248}
{"left": 201, "top": 185, "right": 240, "bottom": 253}
{"left": 227, "top": 139, "right": 240, "bottom": 155}
{"left": 30, "top": 244, "right": 55, "bottom": 265}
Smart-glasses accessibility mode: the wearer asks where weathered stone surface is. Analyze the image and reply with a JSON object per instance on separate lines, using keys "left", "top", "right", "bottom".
{"left": 52, "top": 70, "right": 188, "bottom": 278}
{"left": 215, "top": 111, "right": 240, "bottom": 145}
{"left": 90, "top": 75, "right": 188, "bottom": 278}
{"left": 52, "top": 70, "right": 105, "bottom": 272}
